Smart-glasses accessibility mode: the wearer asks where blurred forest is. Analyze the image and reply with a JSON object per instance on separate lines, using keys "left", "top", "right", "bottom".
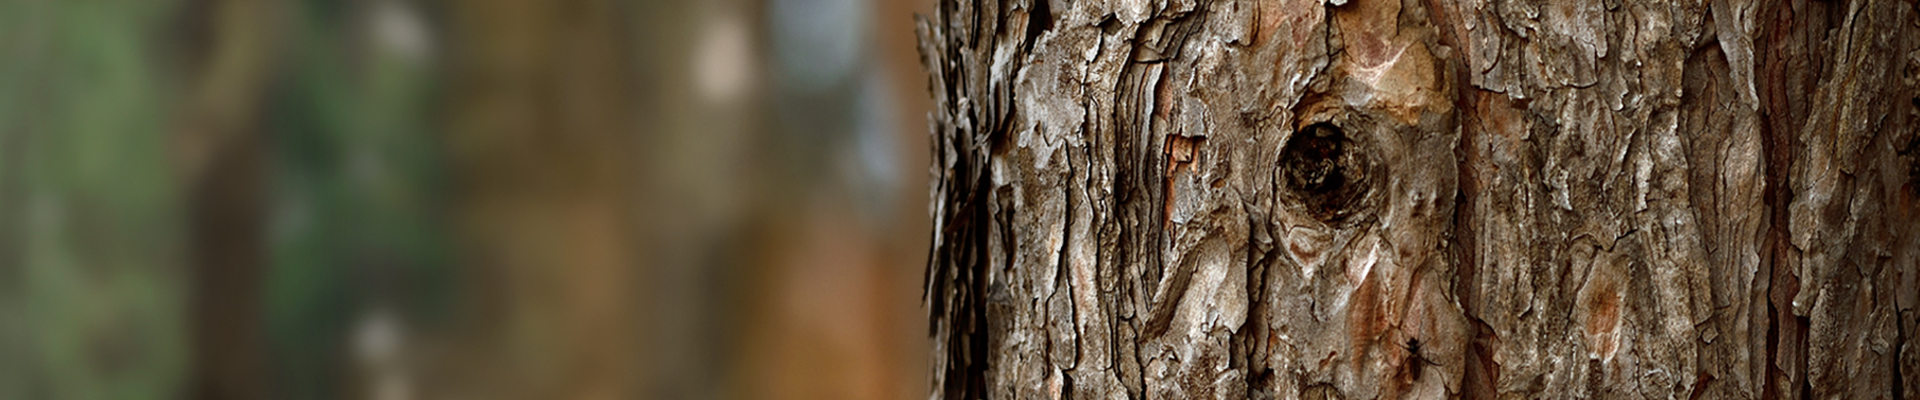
{"left": 0, "top": 0, "right": 932, "bottom": 399}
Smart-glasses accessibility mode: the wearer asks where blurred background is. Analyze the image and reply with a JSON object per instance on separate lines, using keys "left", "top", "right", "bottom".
{"left": 0, "top": 0, "right": 935, "bottom": 399}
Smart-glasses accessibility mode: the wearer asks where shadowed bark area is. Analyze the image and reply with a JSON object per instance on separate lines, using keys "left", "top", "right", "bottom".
{"left": 919, "top": 0, "right": 1920, "bottom": 398}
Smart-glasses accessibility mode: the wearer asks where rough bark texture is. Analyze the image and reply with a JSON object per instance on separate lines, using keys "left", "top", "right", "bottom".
{"left": 919, "top": 0, "right": 1920, "bottom": 398}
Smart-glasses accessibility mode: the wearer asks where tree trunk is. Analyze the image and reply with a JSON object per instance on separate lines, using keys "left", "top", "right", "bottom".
{"left": 430, "top": 1, "right": 644, "bottom": 398}
{"left": 179, "top": 0, "right": 281, "bottom": 398}
{"left": 918, "top": 0, "right": 1920, "bottom": 398}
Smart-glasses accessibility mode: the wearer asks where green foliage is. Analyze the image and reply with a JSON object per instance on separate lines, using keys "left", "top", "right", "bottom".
{"left": 0, "top": 1, "right": 453, "bottom": 398}
{"left": 262, "top": 3, "right": 452, "bottom": 399}
{"left": 0, "top": 1, "right": 188, "bottom": 399}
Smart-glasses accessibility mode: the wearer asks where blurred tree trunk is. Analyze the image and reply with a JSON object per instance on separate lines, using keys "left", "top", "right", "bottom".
{"left": 433, "top": 0, "right": 643, "bottom": 398}
{"left": 919, "top": 0, "right": 1920, "bottom": 399}
{"left": 178, "top": 0, "right": 281, "bottom": 398}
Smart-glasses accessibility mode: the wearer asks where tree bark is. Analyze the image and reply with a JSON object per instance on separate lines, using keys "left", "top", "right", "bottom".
{"left": 918, "top": 0, "right": 1920, "bottom": 398}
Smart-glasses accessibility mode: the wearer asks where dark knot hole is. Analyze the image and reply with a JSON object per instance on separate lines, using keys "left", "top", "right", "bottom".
{"left": 1283, "top": 123, "right": 1348, "bottom": 195}
{"left": 1281, "top": 123, "right": 1368, "bottom": 221}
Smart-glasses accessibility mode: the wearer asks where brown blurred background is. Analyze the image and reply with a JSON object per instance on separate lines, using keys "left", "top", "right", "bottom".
{"left": 0, "top": 0, "right": 935, "bottom": 399}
